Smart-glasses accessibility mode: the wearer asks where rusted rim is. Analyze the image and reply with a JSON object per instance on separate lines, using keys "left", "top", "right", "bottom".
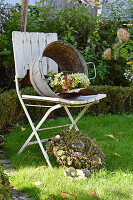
{"left": 43, "top": 41, "right": 88, "bottom": 76}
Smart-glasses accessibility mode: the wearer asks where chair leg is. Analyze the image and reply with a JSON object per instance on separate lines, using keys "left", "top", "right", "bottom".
{"left": 64, "top": 106, "right": 79, "bottom": 131}
{"left": 18, "top": 99, "right": 62, "bottom": 167}
{"left": 64, "top": 104, "right": 91, "bottom": 131}
{"left": 18, "top": 104, "right": 62, "bottom": 154}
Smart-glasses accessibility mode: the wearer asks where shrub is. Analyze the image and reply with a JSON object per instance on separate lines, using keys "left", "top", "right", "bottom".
{"left": 81, "top": 21, "right": 133, "bottom": 86}
{"left": 0, "top": 164, "right": 12, "bottom": 200}
{"left": 0, "top": 89, "right": 22, "bottom": 131}
{"left": 89, "top": 85, "right": 133, "bottom": 114}
{"left": 0, "top": 87, "right": 57, "bottom": 131}
{"left": 0, "top": 3, "right": 21, "bottom": 90}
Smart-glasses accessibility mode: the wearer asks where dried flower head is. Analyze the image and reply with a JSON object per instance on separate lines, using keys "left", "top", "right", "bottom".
{"left": 112, "top": 43, "right": 120, "bottom": 50}
{"left": 102, "top": 48, "right": 112, "bottom": 60}
{"left": 117, "top": 28, "right": 130, "bottom": 42}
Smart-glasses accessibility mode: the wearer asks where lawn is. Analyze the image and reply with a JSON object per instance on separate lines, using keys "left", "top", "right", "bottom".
{"left": 5, "top": 114, "right": 133, "bottom": 200}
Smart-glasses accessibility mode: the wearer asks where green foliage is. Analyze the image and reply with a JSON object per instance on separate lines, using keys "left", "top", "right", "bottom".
{"left": 27, "top": 4, "right": 97, "bottom": 47}
{"left": 0, "top": 3, "right": 21, "bottom": 90}
{"left": 0, "top": 89, "right": 22, "bottom": 131}
{"left": 52, "top": 5, "right": 96, "bottom": 48}
{"left": 80, "top": 21, "right": 131, "bottom": 86}
{"left": 0, "top": 164, "right": 12, "bottom": 200}
{"left": 114, "top": 27, "right": 133, "bottom": 68}
{"left": 0, "top": 0, "right": 12, "bottom": 32}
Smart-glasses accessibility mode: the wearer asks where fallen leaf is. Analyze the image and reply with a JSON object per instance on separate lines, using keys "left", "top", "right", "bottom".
{"left": 105, "top": 134, "right": 119, "bottom": 142}
{"left": 21, "top": 126, "right": 26, "bottom": 131}
{"left": 36, "top": 165, "right": 47, "bottom": 170}
{"left": 28, "top": 155, "right": 41, "bottom": 159}
{"left": 112, "top": 153, "right": 121, "bottom": 157}
{"left": 118, "top": 132, "right": 127, "bottom": 135}
{"left": 59, "top": 192, "right": 75, "bottom": 199}
{"left": 88, "top": 190, "right": 99, "bottom": 199}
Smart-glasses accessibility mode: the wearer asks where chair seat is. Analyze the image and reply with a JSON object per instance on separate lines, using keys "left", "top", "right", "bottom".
{"left": 22, "top": 94, "right": 106, "bottom": 106}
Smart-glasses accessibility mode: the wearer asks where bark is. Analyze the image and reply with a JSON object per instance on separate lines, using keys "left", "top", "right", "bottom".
{"left": 20, "top": 0, "right": 29, "bottom": 32}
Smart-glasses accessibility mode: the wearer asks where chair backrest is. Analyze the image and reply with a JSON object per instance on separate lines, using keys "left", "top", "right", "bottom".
{"left": 12, "top": 31, "right": 58, "bottom": 79}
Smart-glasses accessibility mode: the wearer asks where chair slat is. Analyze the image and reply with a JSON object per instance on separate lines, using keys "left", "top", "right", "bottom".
{"left": 46, "top": 33, "right": 58, "bottom": 73}
{"left": 12, "top": 32, "right": 27, "bottom": 78}
{"left": 23, "top": 32, "right": 32, "bottom": 71}
{"left": 30, "top": 32, "right": 40, "bottom": 62}
{"left": 12, "top": 31, "right": 58, "bottom": 78}
{"left": 38, "top": 33, "right": 47, "bottom": 75}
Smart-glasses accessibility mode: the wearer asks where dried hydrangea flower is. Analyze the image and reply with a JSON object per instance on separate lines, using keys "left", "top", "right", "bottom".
{"left": 117, "top": 28, "right": 130, "bottom": 42}
{"left": 102, "top": 48, "right": 112, "bottom": 60}
{"left": 49, "top": 72, "right": 90, "bottom": 92}
{"left": 112, "top": 43, "right": 120, "bottom": 50}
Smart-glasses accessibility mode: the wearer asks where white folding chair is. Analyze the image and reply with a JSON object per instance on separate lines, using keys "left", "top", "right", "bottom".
{"left": 12, "top": 31, "right": 106, "bottom": 168}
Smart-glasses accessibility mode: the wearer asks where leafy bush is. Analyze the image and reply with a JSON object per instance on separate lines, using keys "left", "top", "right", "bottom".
{"left": 0, "top": 0, "right": 12, "bottom": 32}
{"left": 81, "top": 21, "right": 133, "bottom": 86}
{"left": 0, "top": 164, "right": 12, "bottom": 200}
{"left": 0, "top": 89, "right": 22, "bottom": 131}
{"left": 0, "top": 2, "right": 21, "bottom": 90}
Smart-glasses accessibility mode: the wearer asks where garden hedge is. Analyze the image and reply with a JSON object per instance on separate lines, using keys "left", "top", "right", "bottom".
{"left": 89, "top": 86, "right": 133, "bottom": 114}
{"left": 0, "top": 86, "right": 133, "bottom": 131}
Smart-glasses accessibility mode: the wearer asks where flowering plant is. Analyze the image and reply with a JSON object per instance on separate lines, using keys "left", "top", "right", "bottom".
{"left": 102, "top": 28, "right": 133, "bottom": 68}
{"left": 124, "top": 69, "right": 133, "bottom": 85}
{"left": 45, "top": 71, "right": 90, "bottom": 92}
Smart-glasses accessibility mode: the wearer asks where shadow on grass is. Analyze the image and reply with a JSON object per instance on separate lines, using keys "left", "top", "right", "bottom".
{"left": 18, "top": 186, "right": 41, "bottom": 200}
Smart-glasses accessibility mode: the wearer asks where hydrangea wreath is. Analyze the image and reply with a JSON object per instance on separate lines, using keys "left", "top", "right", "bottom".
{"left": 47, "top": 129, "right": 105, "bottom": 170}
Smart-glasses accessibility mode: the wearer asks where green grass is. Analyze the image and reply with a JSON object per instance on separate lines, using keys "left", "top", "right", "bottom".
{"left": 5, "top": 114, "right": 133, "bottom": 200}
